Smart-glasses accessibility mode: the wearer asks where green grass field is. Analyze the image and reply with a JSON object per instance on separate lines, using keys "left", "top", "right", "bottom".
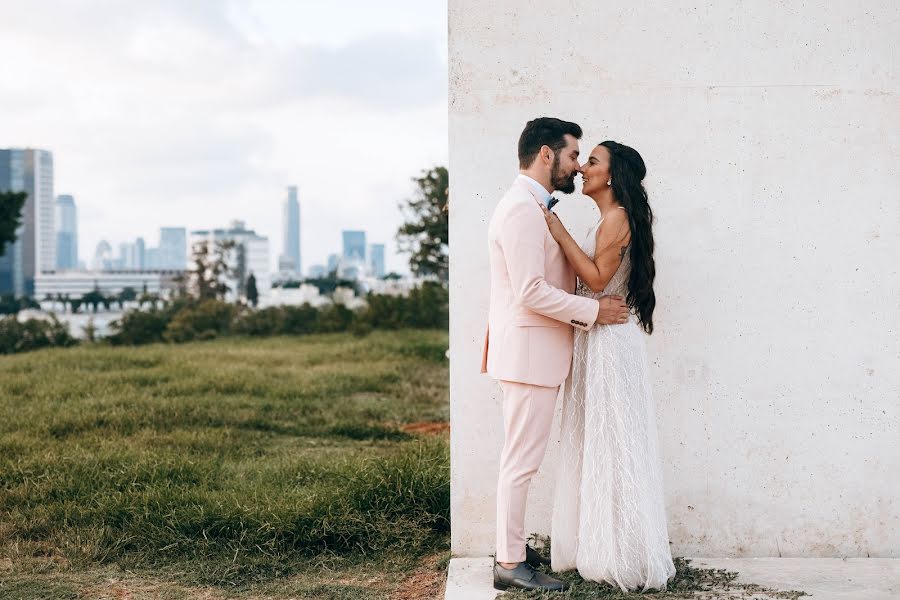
{"left": 0, "top": 330, "right": 450, "bottom": 599}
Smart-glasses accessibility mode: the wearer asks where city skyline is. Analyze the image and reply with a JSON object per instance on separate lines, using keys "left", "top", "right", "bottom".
{"left": 2, "top": 146, "right": 404, "bottom": 295}
{"left": 0, "top": 2, "right": 447, "bottom": 277}
{"left": 7, "top": 151, "right": 427, "bottom": 277}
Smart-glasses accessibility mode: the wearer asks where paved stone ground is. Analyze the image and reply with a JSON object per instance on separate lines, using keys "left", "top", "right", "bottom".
{"left": 445, "top": 557, "right": 900, "bottom": 600}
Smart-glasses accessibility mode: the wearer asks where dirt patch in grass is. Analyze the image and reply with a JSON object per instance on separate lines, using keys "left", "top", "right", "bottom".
{"left": 0, "top": 551, "right": 449, "bottom": 599}
{"left": 401, "top": 421, "right": 450, "bottom": 435}
{"left": 77, "top": 579, "right": 221, "bottom": 600}
{"left": 390, "top": 551, "right": 449, "bottom": 600}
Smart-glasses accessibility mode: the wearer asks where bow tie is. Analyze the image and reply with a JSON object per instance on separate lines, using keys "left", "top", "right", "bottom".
{"left": 547, "top": 196, "right": 560, "bottom": 210}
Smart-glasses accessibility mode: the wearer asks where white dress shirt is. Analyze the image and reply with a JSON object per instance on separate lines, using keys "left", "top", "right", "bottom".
{"left": 517, "top": 174, "right": 553, "bottom": 208}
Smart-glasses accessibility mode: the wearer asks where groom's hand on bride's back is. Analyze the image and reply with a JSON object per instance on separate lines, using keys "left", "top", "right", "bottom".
{"left": 596, "top": 295, "right": 629, "bottom": 325}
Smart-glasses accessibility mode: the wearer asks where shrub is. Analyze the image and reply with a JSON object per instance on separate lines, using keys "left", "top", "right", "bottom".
{"left": 348, "top": 318, "right": 372, "bottom": 337}
{"left": 0, "top": 314, "right": 77, "bottom": 354}
{"left": 315, "top": 303, "right": 354, "bottom": 333}
{"left": 356, "top": 284, "right": 448, "bottom": 331}
{"left": 405, "top": 282, "right": 448, "bottom": 329}
{"left": 108, "top": 309, "right": 170, "bottom": 345}
{"left": 232, "top": 306, "right": 284, "bottom": 336}
{"left": 164, "top": 300, "right": 236, "bottom": 343}
{"left": 280, "top": 303, "right": 320, "bottom": 335}
{"left": 360, "top": 293, "right": 408, "bottom": 330}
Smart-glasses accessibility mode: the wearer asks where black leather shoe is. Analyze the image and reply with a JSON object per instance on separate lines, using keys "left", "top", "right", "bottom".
{"left": 525, "top": 544, "right": 551, "bottom": 568}
{"left": 493, "top": 561, "right": 569, "bottom": 592}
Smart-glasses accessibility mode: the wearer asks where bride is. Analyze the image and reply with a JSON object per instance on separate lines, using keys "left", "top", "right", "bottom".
{"left": 541, "top": 140, "right": 676, "bottom": 592}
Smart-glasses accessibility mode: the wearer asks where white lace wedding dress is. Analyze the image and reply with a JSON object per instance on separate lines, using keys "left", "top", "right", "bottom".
{"left": 551, "top": 213, "right": 676, "bottom": 592}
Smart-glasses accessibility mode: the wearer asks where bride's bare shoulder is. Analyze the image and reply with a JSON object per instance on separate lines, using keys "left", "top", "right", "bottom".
{"left": 597, "top": 207, "right": 630, "bottom": 242}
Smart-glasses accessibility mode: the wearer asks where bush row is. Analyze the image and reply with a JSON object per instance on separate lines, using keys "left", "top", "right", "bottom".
{"left": 0, "top": 314, "right": 78, "bottom": 355}
{"left": 0, "top": 283, "right": 448, "bottom": 352}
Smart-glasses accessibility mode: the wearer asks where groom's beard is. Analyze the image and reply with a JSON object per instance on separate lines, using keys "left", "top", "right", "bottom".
{"left": 550, "top": 157, "right": 577, "bottom": 194}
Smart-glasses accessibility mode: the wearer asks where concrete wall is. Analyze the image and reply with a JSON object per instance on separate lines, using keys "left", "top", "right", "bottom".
{"left": 448, "top": 1, "right": 900, "bottom": 558}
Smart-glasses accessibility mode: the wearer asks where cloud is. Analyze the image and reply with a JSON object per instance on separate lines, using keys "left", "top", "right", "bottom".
{"left": 0, "top": 1, "right": 446, "bottom": 112}
{"left": 278, "top": 36, "right": 447, "bottom": 109}
{"left": 0, "top": 1, "right": 448, "bottom": 274}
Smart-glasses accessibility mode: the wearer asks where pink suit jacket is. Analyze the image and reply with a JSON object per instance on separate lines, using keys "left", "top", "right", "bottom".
{"left": 481, "top": 178, "right": 600, "bottom": 388}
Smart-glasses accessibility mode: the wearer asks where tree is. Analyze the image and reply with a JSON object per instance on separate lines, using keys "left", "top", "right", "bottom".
{"left": 246, "top": 273, "right": 259, "bottom": 307}
{"left": 304, "top": 269, "right": 360, "bottom": 296}
{"left": 0, "top": 294, "right": 20, "bottom": 315}
{"left": 0, "top": 191, "right": 27, "bottom": 257}
{"left": 82, "top": 287, "right": 105, "bottom": 314}
{"left": 397, "top": 166, "right": 448, "bottom": 281}
{"left": 82, "top": 318, "right": 98, "bottom": 342}
{"left": 178, "top": 239, "right": 237, "bottom": 301}
{"left": 116, "top": 286, "right": 137, "bottom": 310}
{"left": 18, "top": 296, "right": 39, "bottom": 311}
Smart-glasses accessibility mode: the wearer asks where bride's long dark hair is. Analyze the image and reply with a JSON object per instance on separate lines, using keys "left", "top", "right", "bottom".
{"left": 600, "top": 141, "right": 656, "bottom": 334}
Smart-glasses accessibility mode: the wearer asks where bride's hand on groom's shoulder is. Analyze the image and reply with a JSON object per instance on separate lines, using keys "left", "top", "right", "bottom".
{"left": 540, "top": 204, "right": 566, "bottom": 241}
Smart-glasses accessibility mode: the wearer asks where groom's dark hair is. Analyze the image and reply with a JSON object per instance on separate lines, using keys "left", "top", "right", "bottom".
{"left": 518, "top": 117, "right": 582, "bottom": 169}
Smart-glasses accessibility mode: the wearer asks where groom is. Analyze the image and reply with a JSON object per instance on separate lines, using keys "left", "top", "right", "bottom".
{"left": 482, "top": 117, "right": 630, "bottom": 592}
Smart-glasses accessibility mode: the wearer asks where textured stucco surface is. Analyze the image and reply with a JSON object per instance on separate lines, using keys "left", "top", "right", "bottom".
{"left": 448, "top": 1, "right": 900, "bottom": 558}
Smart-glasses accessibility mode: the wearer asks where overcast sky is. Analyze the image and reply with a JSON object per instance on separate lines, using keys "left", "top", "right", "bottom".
{"left": 0, "top": 0, "right": 448, "bottom": 275}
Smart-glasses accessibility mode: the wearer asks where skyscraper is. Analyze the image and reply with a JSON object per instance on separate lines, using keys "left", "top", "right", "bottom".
{"left": 280, "top": 185, "right": 301, "bottom": 275}
{"left": 0, "top": 150, "right": 25, "bottom": 295}
{"left": 159, "top": 227, "right": 187, "bottom": 270}
{"left": 368, "top": 243, "right": 385, "bottom": 278}
{"left": 342, "top": 230, "right": 366, "bottom": 263}
{"left": 135, "top": 237, "right": 146, "bottom": 270}
{"left": 326, "top": 253, "right": 340, "bottom": 274}
{"left": 55, "top": 195, "right": 78, "bottom": 270}
{"left": 145, "top": 247, "right": 160, "bottom": 270}
{"left": 0, "top": 148, "right": 54, "bottom": 296}
{"left": 92, "top": 240, "right": 114, "bottom": 271}
{"left": 27, "top": 150, "right": 56, "bottom": 277}
{"left": 118, "top": 241, "right": 140, "bottom": 270}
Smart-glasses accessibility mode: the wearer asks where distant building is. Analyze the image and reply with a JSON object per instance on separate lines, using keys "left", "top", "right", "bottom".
{"left": 35, "top": 270, "right": 183, "bottom": 299}
{"left": 280, "top": 186, "right": 301, "bottom": 276}
{"left": 0, "top": 151, "right": 26, "bottom": 296}
{"left": 368, "top": 243, "right": 385, "bottom": 278}
{"left": 327, "top": 253, "right": 340, "bottom": 274}
{"left": 118, "top": 241, "right": 145, "bottom": 270}
{"left": 159, "top": 227, "right": 187, "bottom": 270}
{"left": 342, "top": 230, "right": 366, "bottom": 263}
{"left": 341, "top": 264, "right": 361, "bottom": 280}
{"left": 135, "top": 237, "right": 146, "bottom": 270}
{"left": 91, "top": 240, "right": 114, "bottom": 271}
{"left": 55, "top": 195, "right": 78, "bottom": 270}
{"left": 190, "top": 220, "right": 270, "bottom": 303}
{"left": 307, "top": 264, "right": 326, "bottom": 278}
{"left": 145, "top": 247, "right": 160, "bottom": 270}
{"left": 278, "top": 255, "right": 295, "bottom": 273}
{"left": 264, "top": 282, "right": 328, "bottom": 308}
{"left": 363, "top": 275, "right": 422, "bottom": 297}
{"left": 0, "top": 148, "right": 54, "bottom": 296}
{"left": 117, "top": 242, "right": 129, "bottom": 270}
